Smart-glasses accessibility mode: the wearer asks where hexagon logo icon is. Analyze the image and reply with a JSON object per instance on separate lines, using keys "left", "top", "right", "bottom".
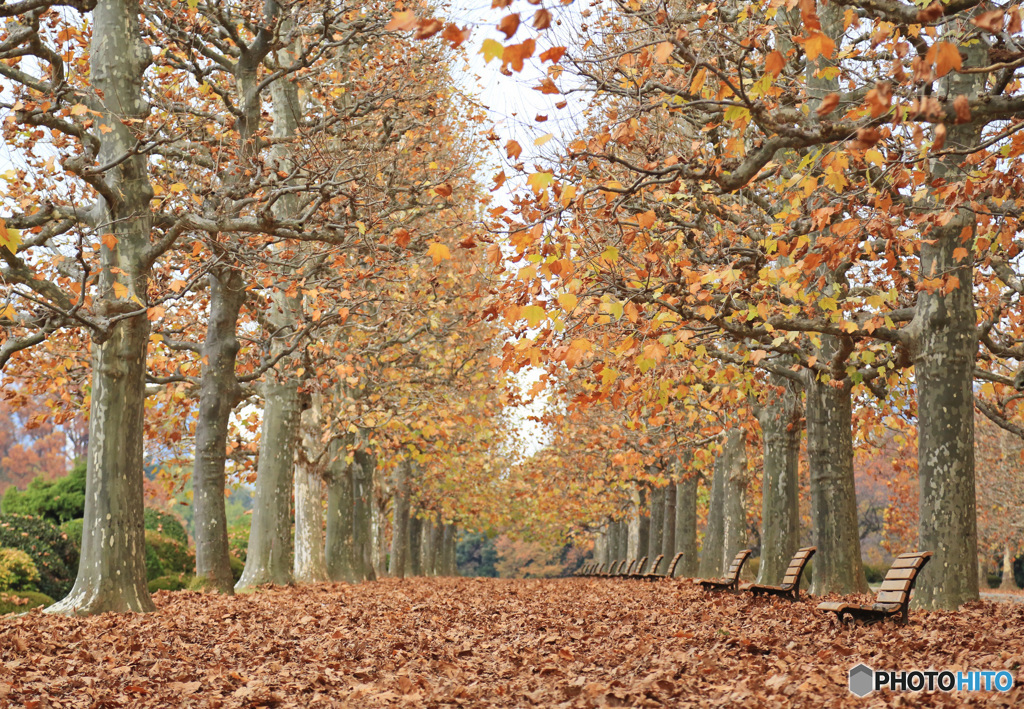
{"left": 849, "top": 664, "right": 874, "bottom": 697}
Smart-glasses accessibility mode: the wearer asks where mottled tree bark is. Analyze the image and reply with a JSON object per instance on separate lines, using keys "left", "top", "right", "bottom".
{"left": 425, "top": 514, "right": 441, "bottom": 576}
{"left": 351, "top": 447, "right": 377, "bottom": 581}
{"left": 325, "top": 438, "right": 357, "bottom": 582}
{"left": 293, "top": 397, "right": 327, "bottom": 585}
{"left": 662, "top": 484, "right": 677, "bottom": 563}
{"left": 49, "top": 0, "right": 156, "bottom": 615}
{"left": 191, "top": 268, "right": 245, "bottom": 594}
{"left": 1000, "top": 544, "right": 1019, "bottom": 591}
{"left": 237, "top": 37, "right": 306, "bottom": 591}
{"left": 805, "top": 377, "right": 868, "bottom": 595}
{"left": 911, "top": 36, "right": 984, "bottom": 610}
{"left": 699, "top": 447, "right": 726, "bottom": 578}
{"left": 409, "top": 514, "right": 424, "bottom": 577}
{"left": 756, "top": 375, "right": 803, "bottom": 585}
{"left": 720, "top": 429, "right": 750, "bottom": 575}
{"left": 190, "top": 2, "right": 276, "bottom": 595}
{"left": 445, "top": 524, "right": 458, "bottom": 576}
{"left": 675, "top": 475, "right": 699, "bottom": 577}
{"left": 390, "top": 460, "right": 412, "bottom": 579}
{"left": 647, "top": 483, "right": 665, "bottom": 566}
{"left": 236, "top": 376, "right": 301, "bottom": 589}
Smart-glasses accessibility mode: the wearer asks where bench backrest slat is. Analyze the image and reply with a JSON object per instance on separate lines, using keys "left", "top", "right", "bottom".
{"left": 625, "top": 559, "right": 637, "bottom": 575}
{"left": 872, "top": 551, "right": 933, "bottom": 608}
{"left": 665, "top": 552, "right": 685, "bottom": 578}
{"left": 648, "top": 554, "right": 665, "bottom": 575}
{"left": 634, "top": 556, "right": 648, "bottom": 574}
{"left": 778, "top": 547, "right": 816, "bottom": 589}
{"left": 724, "top": 549, "right": 752, "bottom": 582}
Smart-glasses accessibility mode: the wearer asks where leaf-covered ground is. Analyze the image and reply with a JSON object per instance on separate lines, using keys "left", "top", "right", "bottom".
{"left": 1, "top": 578, "right": 1021, "bottom": 707}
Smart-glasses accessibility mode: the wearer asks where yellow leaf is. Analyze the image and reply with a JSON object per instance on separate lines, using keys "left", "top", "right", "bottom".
{"left": 558, "top": 293, "right": 578, "bottom": 311}
{"left": 169, "top": 182, "right": 187, "bottom": 193}
{"left": 0, "top": 219, "right": 22, "bottom": 253}
{"left": 527, "top": 171, "right": 553, "bottom": 193}
{"left": 480, "top": 38, "right": 504, "bottom": 64}
{"left": 865, "top": 149, "right": 885, "bottom": 166}
{"left": 521, "top": 305, "right": 546, "bottom": 327}
{"left": 427, "top": 242, "right": 451, "bottom": 265}
{"left": 600, "top": 247, "right": 619, "bottom": 264}
{"left": 534, "top": 132, "right": 554, "bottom": 147}
{"left": 112, "top": 281, "right": 128, "bottom": 299}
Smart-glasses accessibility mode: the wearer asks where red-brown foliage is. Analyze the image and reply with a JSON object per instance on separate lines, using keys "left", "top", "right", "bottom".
{"left": 1, "top": 578, "right": 1021, "bottom": 707}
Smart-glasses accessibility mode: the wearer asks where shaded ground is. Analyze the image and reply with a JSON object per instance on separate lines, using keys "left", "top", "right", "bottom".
{"left": 1, "top": 577, "right": 1021, "bottom": 707}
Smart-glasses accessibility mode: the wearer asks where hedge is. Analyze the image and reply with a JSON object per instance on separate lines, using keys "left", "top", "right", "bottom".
{"left": 0, "top": 515, "right": 77, "bottom": 599}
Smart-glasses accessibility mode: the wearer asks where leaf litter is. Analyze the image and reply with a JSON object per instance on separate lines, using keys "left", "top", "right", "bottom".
{"left": 1, "top": 577, "right": 1022, "bottom": 707}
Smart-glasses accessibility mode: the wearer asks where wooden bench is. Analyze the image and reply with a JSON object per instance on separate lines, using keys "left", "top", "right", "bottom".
{"left": 622, "top": 558, "right": 640, "bottom": 576}
{"left": 740, "top": 547, "right": 816, "bottom": 601}
{"left": 624, "top": 556, "right": 647, "bottom": 578}
{"left": 630, "top": 554, "right": 663, "bottom": 580}
{"left": 696, "top": 549, "right": 752, "bottom": 591}
{"left": 817, "top": 551, "right": 932, "bottom": 625}
{"left": 608, "top": 559, "right": 626, "bottom": 576}
{"left": 654, "top": 551, "right": 686, "bottom": 580}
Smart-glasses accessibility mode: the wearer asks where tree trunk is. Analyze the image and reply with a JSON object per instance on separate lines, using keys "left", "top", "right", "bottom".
{"left": 662, "top": 484, "right": 677, "bottom": 562}
{"left": 293, "top": 397, "right": 327, "bottom": 585}
{"left": 699, "top": 447, "right": 726, "bottom": 577}
{"left": 236, "top": 376, "right": 301, "bottom": 589}
{"left": 912, "top": 36, "right": 984, "bottom": 611}
{"left": 1000, "top": 544, "right": 1019, "bottom": 591}
{"left": 325, "top": 441, "right": 357, "bottom": 583}
{"left": 390, "top": 460, "right": 412, "bottom": 579}
{"left": 445, "top": 524, "right": 458, "bottom": 576}
{"left": 675, "top": 475, "right": 699, "bottom": 577}
{"left": 409, "top": 514, "right": 424, "bottom": 577}
{"left": 237, "top": 38, "right": 307, "bottom": 592}
{"left": 439, "top": 524, "right": 454, "bottom": 576}
{"left": 805, "top": 376, "right": 868, "bottom": 595}
{"left": 647, "top": 483, "right": 665, "bottom": 566}
{"left": 352, "top": 447, "right": 376, "bottom": 581}
{"left": 425, "top": 515, "right": 440, "bottom": 576}
{"left": 720, "top": 429, "right": 750, "bottom": 575}
{"left": 372, "top": 490, "right": 388, "bottom": 579}
{"left": 756, "top": 374, "right": 803, "bottom": 585}
{"left": 191, "top": 268, "right": 245, "bottom": 594}
{"left": 48, "top": 0, "right": 155, "bottom": 615}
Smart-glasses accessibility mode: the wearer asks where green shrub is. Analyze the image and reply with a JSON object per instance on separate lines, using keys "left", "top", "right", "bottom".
{"left": 145, "top": 530, "right": 193, "bottom": 577}
{"left": 0, "top": 548, "right": 40, "bottom": 592}
{"left": 228, "top": 527, "right": 249, "bottom": 562}
{"left": 230, "top": 554, "right": 244, "bottom": 582}
{"left": 0, "top": 590, "right": 54, "bottom": 615}
{"left": 863, "top": 563, "right": 885, "bottom": 584}
{"left": 145, "top": 542, "right": 164, "bottom": 581}
{"left": 0, "top": 515, "right": 77, "bottom": 599}
{"left": 144, "top": 509, "right": 188, "bottom": 546}
{"left": 60, "top": 518, "right": 84, "bottom": 549}
{"left": 1, "top": 460, "right": 86, "bottom": 523}
{"left": 148, "top": 574, "right": 192, "bottom": 593}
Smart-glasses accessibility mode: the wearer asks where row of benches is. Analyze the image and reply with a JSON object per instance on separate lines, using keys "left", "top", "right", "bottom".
{"left": 576, "top": 548, "right": 933, "bottom": 625}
